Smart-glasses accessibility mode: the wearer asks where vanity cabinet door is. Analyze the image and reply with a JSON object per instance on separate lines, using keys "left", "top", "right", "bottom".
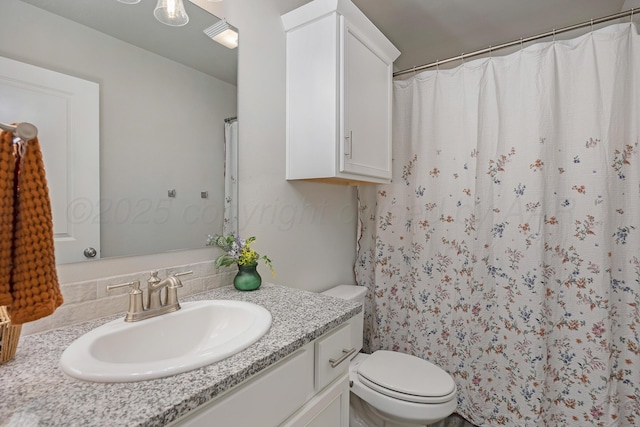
{"left": 340, "top": 17, "right": 393, "bottom": 181}
{"left": 171, "top": 345, "right": 314, "bottom": 427}
{"left": 280, "top": 374, "right": 350, "bottom": 427}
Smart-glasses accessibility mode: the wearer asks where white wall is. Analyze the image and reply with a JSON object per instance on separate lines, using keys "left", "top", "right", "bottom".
{"left": 225, "top": 0, "right": 359, "bottom": 293}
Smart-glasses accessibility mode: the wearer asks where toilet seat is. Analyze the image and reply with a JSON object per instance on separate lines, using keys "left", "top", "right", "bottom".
{"left": 357, "top": 350, "right": 456, "bottom": 404}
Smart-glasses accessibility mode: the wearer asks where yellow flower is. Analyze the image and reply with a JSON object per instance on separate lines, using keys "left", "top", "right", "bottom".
{"left": 207, "top": 234, "right": 275, "bottom": 277}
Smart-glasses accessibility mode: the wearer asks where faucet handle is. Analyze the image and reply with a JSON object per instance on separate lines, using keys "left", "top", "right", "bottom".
{"left": 169, "top": 271, "right": 193, "bottom": 288}
{"left": 164, "top": 271, "right": 192, "bottom": 306}
{"left": 174, "top": 270, "right": 193, "bottom": 278}
{"left": 106, "top": 280, "right": 144, "bottom": 321}
{"left": 106, "top": 280, "right": 141, "bottom": 292}
{"left": 165, "top": 271, "right": 193, "bottom": 309}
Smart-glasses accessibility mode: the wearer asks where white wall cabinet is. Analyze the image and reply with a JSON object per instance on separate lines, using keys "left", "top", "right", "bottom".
{"left": 170, "top": 323, "right": 353, "bottom": 427}
{"left": 282, "top": 0, "right": 400, "bottom": 185}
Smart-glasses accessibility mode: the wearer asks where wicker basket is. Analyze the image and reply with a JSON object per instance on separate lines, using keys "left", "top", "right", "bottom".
{"left": 0, "top": 306, "right": 21, "bottom": 364}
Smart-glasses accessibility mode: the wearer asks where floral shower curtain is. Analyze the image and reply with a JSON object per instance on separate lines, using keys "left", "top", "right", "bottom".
{"left": 223, "top": 119, "right": 238, "bottom": 236}
{"left": 356, "top": 23, "right": 640, "bottom": 426}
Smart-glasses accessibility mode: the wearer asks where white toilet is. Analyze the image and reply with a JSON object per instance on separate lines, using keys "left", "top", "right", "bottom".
{"left": 322, "top": 285, "right": 457, "bottom": 427}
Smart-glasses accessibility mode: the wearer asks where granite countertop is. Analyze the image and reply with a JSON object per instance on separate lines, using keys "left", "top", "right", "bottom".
{"left": 0, "top": 283, "right": 361, "bottom": 427}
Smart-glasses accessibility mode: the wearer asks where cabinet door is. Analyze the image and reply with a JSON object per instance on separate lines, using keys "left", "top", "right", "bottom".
{"left": 280, "top": 375, "right": 350, "bottom": 427}
{"left": 171, "top": 346, "right": 314, "bottom": 427}
{"left": 340, "top": 17, "right": 393, "bottom": 180}
{"left": 305, "top": 376, "right": 350, "bottom": 427}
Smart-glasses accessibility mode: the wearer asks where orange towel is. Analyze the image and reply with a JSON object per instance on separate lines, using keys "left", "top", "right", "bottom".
{"left": 0, "top": 129, "right": 63, "bottom": 324}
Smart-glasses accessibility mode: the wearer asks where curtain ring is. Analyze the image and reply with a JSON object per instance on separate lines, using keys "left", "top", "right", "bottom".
{"left": 590, "top": 19, "right": 594, "bottom": 33}
{"left": 552, "top": 29, "right": 556, "bottom": 42}
{"left": 631, "top": 8, "right": 635, "bottom": 22}
{"left": 461, "top": 53, "right": 465, "bottom": 65}
{"left": 436, "top": 60, "right": 440, "bottom": 71}
{"left": 519, "top": 38, "right": 524, "bottom": 56}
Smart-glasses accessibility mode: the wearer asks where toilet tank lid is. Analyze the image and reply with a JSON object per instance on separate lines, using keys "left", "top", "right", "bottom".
{"left": 321, "top": 285, "right": 366, "bottom": 301}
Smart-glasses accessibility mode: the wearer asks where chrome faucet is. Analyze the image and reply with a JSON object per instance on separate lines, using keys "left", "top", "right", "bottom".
{"left": 107, "top": 270, "right": 193, "bottom": 322}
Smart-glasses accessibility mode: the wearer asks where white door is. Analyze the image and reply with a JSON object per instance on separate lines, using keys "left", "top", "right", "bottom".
{"left": 0, "top": 56, "right": 100, "bottom": 264}
{"left": 341, "top": 17, "right": 393, "bottom": 180}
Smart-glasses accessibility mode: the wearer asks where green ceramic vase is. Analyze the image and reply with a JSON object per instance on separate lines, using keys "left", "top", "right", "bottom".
{"left": 234, "top": 263, "right": 262, "bottom": 291}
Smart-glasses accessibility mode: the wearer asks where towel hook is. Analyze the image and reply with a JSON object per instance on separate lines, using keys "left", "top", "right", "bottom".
{"left": 0, "top": 122, "right": 38, "bottom": 143}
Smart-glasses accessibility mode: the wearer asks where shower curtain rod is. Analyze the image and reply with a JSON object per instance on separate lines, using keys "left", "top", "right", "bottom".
{"left": 224, "top": 116, "right": 237, "bottom": 123}
{"left": 394, "top": 8, "right": 636, "bottom": 77}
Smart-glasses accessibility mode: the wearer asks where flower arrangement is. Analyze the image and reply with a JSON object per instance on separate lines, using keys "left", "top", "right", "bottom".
{"left": 207, "top": 234, "right": 274, "bottom": 275}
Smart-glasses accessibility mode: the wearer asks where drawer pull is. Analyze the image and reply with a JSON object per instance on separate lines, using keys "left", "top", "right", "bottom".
{"left": 329, "top": 347, "right": 356, "bottom": 368}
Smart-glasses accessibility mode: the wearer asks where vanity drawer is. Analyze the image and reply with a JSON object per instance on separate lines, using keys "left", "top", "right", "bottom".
{"left": 314, "top": 323, "right": 354, "bottom": 391}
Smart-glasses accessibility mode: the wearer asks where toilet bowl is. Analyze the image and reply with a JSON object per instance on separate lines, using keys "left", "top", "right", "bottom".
{"left": 349, "top": 351, "right": 457, "bottom": 426}
{"left": 322, "top": 285, "right": 457, "bottom": 427}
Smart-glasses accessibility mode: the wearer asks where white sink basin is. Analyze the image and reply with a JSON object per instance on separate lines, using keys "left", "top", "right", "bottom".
{"left": 60, "top": 300, "right": 272, "bottom": 382}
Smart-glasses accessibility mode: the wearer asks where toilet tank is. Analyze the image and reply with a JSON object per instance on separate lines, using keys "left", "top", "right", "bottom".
{"left": 321, "top": 285, "right": 366, "bottom": 354}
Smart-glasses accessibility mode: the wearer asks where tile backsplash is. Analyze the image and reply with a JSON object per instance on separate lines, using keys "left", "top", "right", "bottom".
{"left": 22, "top": 260, "right": 234, "bottom": 335}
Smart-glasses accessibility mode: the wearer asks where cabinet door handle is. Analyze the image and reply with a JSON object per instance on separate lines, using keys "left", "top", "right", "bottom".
{"left": 344, "top": 131, "right": 353, "bottom": 159}
{"left": 329, "top": 347, "right": 357, "bottom": 368}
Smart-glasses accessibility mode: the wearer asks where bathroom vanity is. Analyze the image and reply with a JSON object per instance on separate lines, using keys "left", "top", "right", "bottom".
{"left": 173, "top": 319, "right": 354, "bottom": 427}
{"left": 0, "top": 284, "right": 361, "bottom": 427}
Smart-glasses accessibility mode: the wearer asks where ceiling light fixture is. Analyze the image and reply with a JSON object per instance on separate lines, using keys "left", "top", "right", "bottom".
{"left": 154, "top": 0, "right": 190, "bottom": 27}
{"left": 204, "top": 19, "right": 238, "bottom": 49}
